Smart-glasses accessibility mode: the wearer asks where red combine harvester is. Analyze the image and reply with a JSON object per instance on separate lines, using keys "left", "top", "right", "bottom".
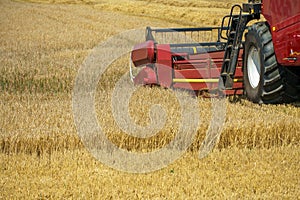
{"left": 130, "top": 0, "right": 300, "bottom": 104}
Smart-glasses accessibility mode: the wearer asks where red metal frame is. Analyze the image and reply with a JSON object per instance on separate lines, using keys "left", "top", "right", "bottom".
{"left": 132, "top": 42, "right": 244, "bottom": 94}
{"left": 262, "top": 0, "right": 300, "bottom": 66}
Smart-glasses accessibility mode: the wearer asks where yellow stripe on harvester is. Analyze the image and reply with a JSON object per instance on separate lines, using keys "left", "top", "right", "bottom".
{"left": 173, "top": 78, "right": 243, "bottom": 83}
{"left": 192, "top": 47, "right": 197, "bottom": 54}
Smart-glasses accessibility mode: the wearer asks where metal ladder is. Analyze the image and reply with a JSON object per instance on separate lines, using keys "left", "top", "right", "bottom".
{"left": 218, "top": 5, "right": 250, "bottom": 90}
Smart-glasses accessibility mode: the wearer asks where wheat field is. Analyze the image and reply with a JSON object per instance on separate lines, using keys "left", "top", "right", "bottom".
{"left": 0, "top": 0, "right": 299, "bottom": 199}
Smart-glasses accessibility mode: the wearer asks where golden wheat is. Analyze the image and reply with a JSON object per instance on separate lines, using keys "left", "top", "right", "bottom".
{"left": 1, "top": 147, "right": 299, "bottom": 198}
{"left": 1, "top": 0, "right": 299, "bottom": 156}
{"left": 0, "top": 0, "right": 299, "bottom": 198}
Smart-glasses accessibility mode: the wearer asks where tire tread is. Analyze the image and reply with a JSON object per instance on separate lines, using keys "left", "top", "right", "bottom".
{"left": 244, "top": 22, "right": 300, "bottom": 104}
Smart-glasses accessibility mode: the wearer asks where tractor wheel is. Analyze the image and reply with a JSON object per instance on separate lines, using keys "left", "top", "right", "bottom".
{"left": 243, "top": 22, "right": 300, "bottom": 104}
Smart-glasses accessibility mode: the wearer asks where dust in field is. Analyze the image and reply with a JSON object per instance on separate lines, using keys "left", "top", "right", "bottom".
{"left": 0, "top": 0, "right": 300, "bottom": 199}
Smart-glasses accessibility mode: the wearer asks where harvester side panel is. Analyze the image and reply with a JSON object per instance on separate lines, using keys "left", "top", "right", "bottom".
{"left": 172, "top": 51, "right": 244, "bottom": 91}
{"left": 262, "top": 0, "right": 300, "bottom": 66}
{"left": 262, "top": 0, "right": 299, "bottom": 25}
{"left": 155, "top": 44, "right": 173, "bottom": 88}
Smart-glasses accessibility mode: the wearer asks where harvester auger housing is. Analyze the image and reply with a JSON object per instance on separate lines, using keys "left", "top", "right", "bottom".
{"left": 130, "top": 0, "right": 300, "bottom": 104}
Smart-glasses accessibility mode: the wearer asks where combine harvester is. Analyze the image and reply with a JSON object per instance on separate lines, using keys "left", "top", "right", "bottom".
{"left": 130, "top": 0, "right": 300, "bottom": 104}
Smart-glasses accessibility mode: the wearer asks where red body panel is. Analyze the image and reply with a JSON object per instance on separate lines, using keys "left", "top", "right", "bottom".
{"left": 131, "top": 40, "right": 155, "bottom": 67}
{"left": 133, "top": 66, "right": 157, "bottom": 86}
{"left": 155, "top": 44, "right": 173, "bottom": 88}
{"left": 262, "top": 0, "right": 300, "bottom": 66}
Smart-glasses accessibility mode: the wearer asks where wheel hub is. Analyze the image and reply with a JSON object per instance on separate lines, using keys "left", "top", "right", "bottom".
{"left": 247, "top": 46, "right": 261, "bottom": 88}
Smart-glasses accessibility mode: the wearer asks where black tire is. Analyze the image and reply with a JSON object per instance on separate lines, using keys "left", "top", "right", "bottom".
{"left": 243, "top": 22, "right": 300, "bottom": 104}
